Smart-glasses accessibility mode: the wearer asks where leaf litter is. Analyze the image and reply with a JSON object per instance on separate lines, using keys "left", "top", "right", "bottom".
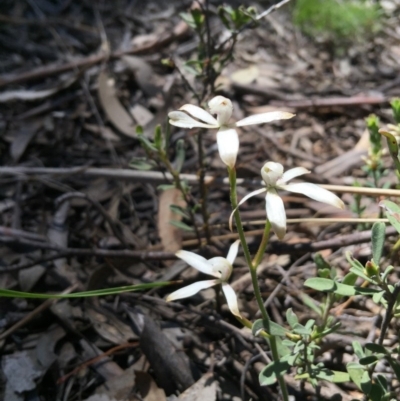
{"left": 1, "top": 1, "right": 400, "bottom": 400}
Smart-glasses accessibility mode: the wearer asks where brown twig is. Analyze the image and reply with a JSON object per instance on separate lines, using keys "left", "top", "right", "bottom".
{"left": 0, "top": 21, "right": 190, "bottom": 88}
{"left": 0, "top": 225, "right": 396, "bottom": 272}
{"left": 57, "top": 342, "right": 138, "bottom": 383}
{"left": 2, "top": 166, "right": 400, "bottom": 197}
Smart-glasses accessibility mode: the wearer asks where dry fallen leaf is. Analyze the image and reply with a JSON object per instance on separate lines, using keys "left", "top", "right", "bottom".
{"left": 135, "top": 371, "right": 167, "bottom": 401}
{"left": 231, "top": 65, "right": 259, "bottom": 85}
{"left": 0, "top": 76, "right": 77, "bottom": 102}
{"left": 98, "top": 71, "right": 136, "bottom": 138}
{"left": 10, "top": 120, "right": 42, "bottom": 162}
{"left": 122, "top": 56, "right": 162, "bottom": 97}
{"left": 158, "top": 188, "right": 185, "bottom": 254}
{"left": 130, "top": 104, "right": 154, "bottom": 126}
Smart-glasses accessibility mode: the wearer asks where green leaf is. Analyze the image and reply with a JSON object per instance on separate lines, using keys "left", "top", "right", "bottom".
{"left": 276, "top": 337, "right": 291, "bottom": 358}
{"left": 372, "top": 290, "right": 385, "bottom": 304}
{"left": 346, "top": 251, "right": 365, "bottom": 271}
{"left": 259, "top": 360, "right": 290, "bottom": 386}
{"left": 369, "top": 383, "right": 385, "bottom": 401}
{"left": 354, "top": 286, "right": 381, "bottom": 296}
{"left": 314, "top": 253, "right": 332, "bottom": 278}
{"left": 365, "top": 343, "right": 387, "bottom": 354}
{"left": 342, "top": 272, "right": 358, "bottom": 286}
{"left": 175, "top": 139, "right": 185, "bottom": 173}
{"left": 366, "top": 114, "right": 381, "bottom": 155}
{"left": 305, "top": 319, "right": 315, "bottom": 330}
{"left": 387, "top": 358, "right": 400, "bottom": 382}
{"left": 286, "top": 308, "right": 298, "bottom": 328}
{"left": 359, "top": 355, "right": 378, "bottom": 365}
{"left": 169, "top": 204, "right": 190, "bottom": 220}
{"left": 304, "top": 277, "right": 336, "bottom": 292}
{"left": 300, "top": 293, "right": 322, "bottom": 316}
{"left": 380, "top": 200, "right": 400, "bottom": 234}
{"left": 371, "top": 222, "right": 386, "bottom": 264}
{"left": 154, "top": 124, "right": 163, "bottom": 150}
{"left": 169, "top": 220, "right": 194, "bottom": 232}
{"left": 379, "top": 129, "right": 400, "bottom": 174}
{"left": 180, "top": 12, "right": 197, "bottom": 29}
{"left": 286, "top": 353, "right": 299, "bottom": 366}
{"left": 304, "top": 278, "right": 357, "bottom": 296}
{"left": 218, "top": 6, "right": 232, "bottom": 30}
{"left": 157, "top": 184, "right": 176, "bottom": 191}
{"left": 129, "top": 158, "right": 156, "bottom": 171}
{"left": 375, "top": 374, "right": 388, "bottom": 392}
{"left": 352, "top": 341, "right": 365, "bottom": 359}
{"left": 346, "top": 362, "right": 371, "bottom": 393}
{"left": 349, "top": 267, "right": 375, "bottom": 283}
{"left": 252, "top": 319, "right": 287, "bottom": 336}
{"left": 137, "top": 133, "right": 158, "bottom": 152}
{"left": 293, "top": 323, "right": 311, "bottom": 336}
{"left": 191, "top": 9, "right": 205, "bottom": 29}
{"left": 390, "top": 98, "right": 400, "bottom": 124}
{"left": 0, "top": 281, "right": 173, "bottom": 299}
{"left": 381, "top": 265, "right": 394, "bottom": 283}
{"left": 315, "top": 369, "right": 350, "bottom": 383}
{"left": 321, "top": 321, "right": 341, "bottom": 336}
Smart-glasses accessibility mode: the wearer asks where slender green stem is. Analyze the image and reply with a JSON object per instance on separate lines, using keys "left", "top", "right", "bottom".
{"left": 228, "top": 167, "right": 253, "bottom": 268}
{"left": 253, "top": 220, "right": 271, "bottom": 267}
{"left": 197, "top": 132, "right": 212, "bottom": 245}
{"left": 228, "top": 166, "right": 289, "bottom": 401}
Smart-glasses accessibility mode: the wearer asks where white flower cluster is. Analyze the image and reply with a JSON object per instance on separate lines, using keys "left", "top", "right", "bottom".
{"left": 166, "top": 96, "right": 345, "bottom": 316}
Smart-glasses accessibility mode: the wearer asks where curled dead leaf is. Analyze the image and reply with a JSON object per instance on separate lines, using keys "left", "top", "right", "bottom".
{"left": 98, "top": 71, "right": 135, "bottom": 138}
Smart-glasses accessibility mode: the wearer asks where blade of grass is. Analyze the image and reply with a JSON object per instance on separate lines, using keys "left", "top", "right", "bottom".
{"left": 0, "top": 281, "right": 175, "bottom": 299}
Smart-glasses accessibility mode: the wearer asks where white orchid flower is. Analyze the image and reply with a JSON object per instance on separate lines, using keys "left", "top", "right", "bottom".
{"left": 166, "top": 240, "right": 241, "bottom": 317}
{"left": 168, "top": 96, "right": 294, "bottom": 168}
{"left": 231, "top": 162, "right": 345, "bottom": 240}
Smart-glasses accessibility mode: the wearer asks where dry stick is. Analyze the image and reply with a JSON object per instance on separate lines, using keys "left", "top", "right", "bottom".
{"left": 2, "top": 166, "right": 400, "bottom": 198}
{"left": 0, "top": 21, "right": 190, "bottom": 88}
{"left": 55, "top": 192, "right": 129, "bottom": 248}
{"left": 0, "top": 225, "right": 398, "bottom": 272}
{"left": 0, "top": 284, "right": 78, "bottom": 341}
{"left": 57, "top": 342, "right": 138, "bottom": 383}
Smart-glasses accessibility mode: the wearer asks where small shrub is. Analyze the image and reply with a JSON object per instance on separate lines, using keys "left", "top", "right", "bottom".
{"left": 293, "top": 0, "right": 381, "bottom": 44}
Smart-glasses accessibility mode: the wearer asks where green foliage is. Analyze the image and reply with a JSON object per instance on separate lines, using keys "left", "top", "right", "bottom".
{"left": 371, "top": 221, "right": 386, "bottom": 264}
{"left": 293, "top": 0, "right": 381, "bottom": 44}
{"left": 391, "top": 99, "right": 400, "bottom": 125}
{"left": 366, "top": 114, "right": 381, "bottom": 156}
{"left": 218, "top": 5, "right": 257, "bottom": 31}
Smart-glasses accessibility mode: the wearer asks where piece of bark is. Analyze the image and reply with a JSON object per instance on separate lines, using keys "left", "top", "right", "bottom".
{"left": 140, "top": 316, "right": 195, "bottom": 394}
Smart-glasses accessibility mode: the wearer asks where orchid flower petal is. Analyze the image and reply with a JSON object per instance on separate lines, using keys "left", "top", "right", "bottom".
{"left": 226, "top": 240, "right": 240, "bottom": 265}
{"left": 229, "top": 188, "right": 267, "bottom": 231}
{"left": 261, "top": 162, "right": 284, "bottom": 186}
{"left": 236, "top": 111, "right": 294, "bottom": 127}
{"left": 168, "top": 111, "right": 217, "bottom": 129}
{"left": 222, "top": 283, "right": 241, "bottom": 317}
{"left": 176, "top": 250, "right": 217, "bottom": 277}
{"left": 216, "top": 127, "right": 239, "bottom": 168}
{"left": 280, "top": 167, "right": 310, "bottom": 184}
{"left": 266, "top": 189, "right": 287, "bottom": 240}
{"left": 208, "top": 257, "right": 232, "bottom": 281}
{"left": 280, "top": 182, "right": 345, "bottom": 209}
{"left": 208, "top": 96, "right": 233, "bottom": 125}
{"left": 166, "top": 279, "right": 219, "bottom": 302}
{"left": 179, "top": 104, "right": 219, "bottom": 126}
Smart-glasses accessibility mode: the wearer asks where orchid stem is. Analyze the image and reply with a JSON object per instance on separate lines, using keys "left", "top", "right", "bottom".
{"left": 197, "top": 132, "right": 212, "bottom": 245}
{"left": 253, "top": 220, "right": 271, "bottom": 267}
{"left": 228, "top": 166, "right": 289, "bottom": 401}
